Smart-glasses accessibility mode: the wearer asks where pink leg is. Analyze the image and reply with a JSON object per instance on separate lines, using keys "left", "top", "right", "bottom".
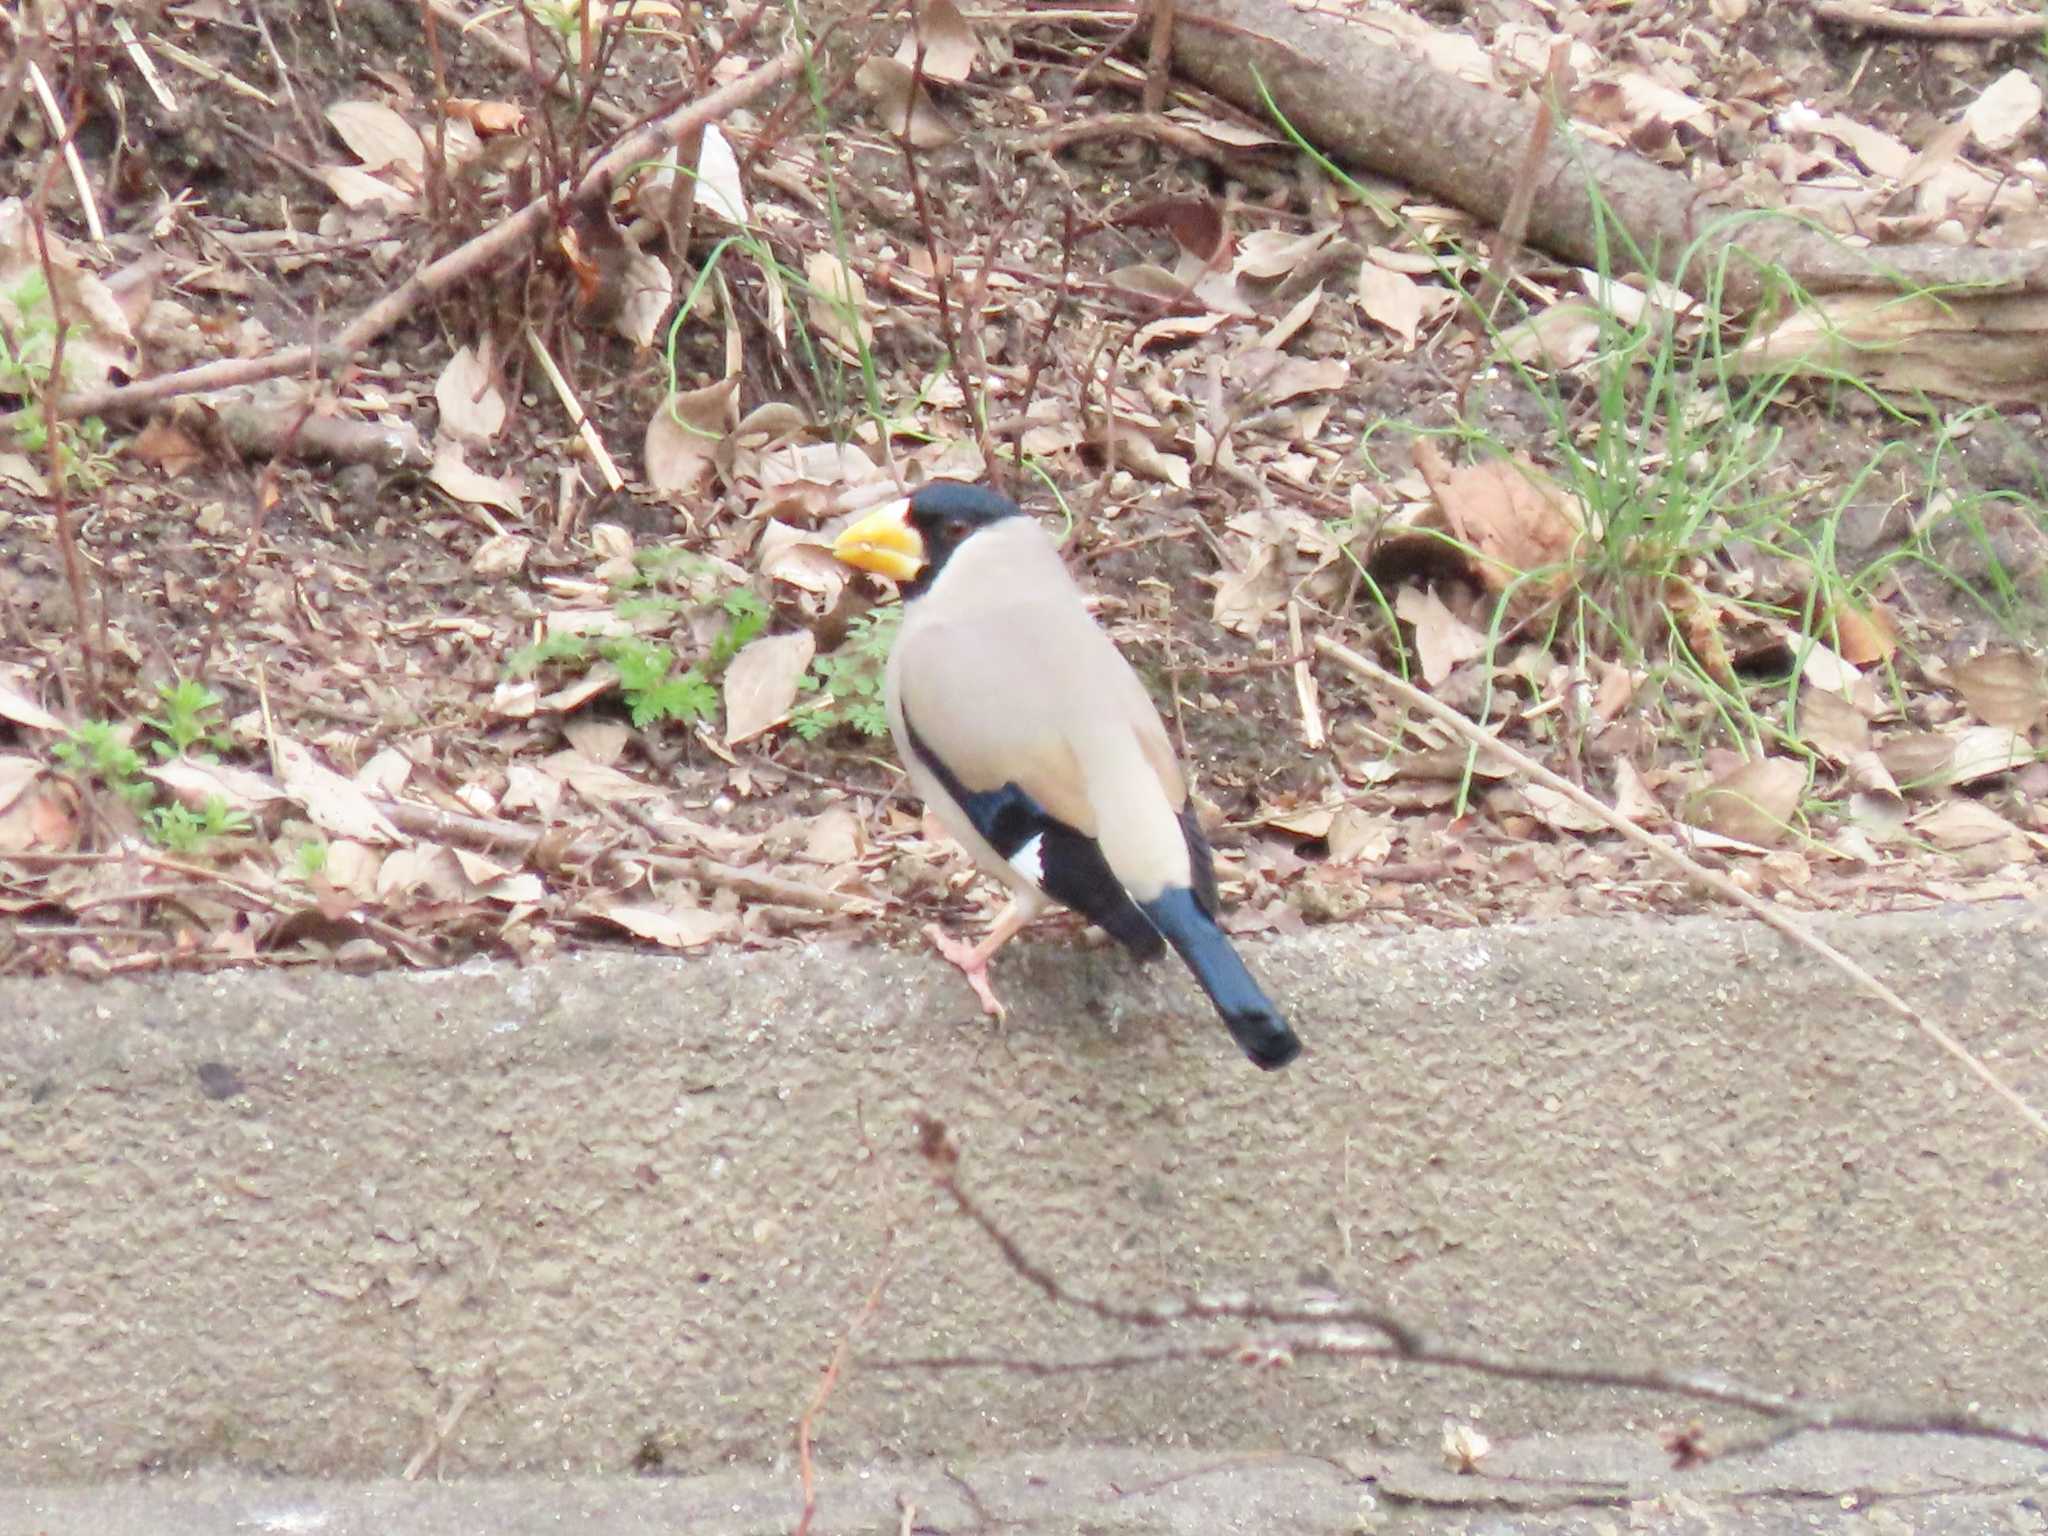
{"left": 925, "top": 900, "right": 1034, "bottom": 1020}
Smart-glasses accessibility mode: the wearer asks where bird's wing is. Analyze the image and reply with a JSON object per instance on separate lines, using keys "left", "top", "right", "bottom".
{"left": 894, "top": 596, "right": 1176, "bottom": 835}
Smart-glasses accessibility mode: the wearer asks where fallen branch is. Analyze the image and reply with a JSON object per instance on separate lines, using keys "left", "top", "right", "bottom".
{"left": 879, "top": 1120, "right": 2048, "bottom": 1462}
{"left": 211, "top": 401, "right": 431, "bottom": 469}
{"left": 56, "top": 49, "right": 803, "bottom": 420}
{"left": 1168, "top": 0, "right": 2048, "bottom": 306}
{"left": 1312, "top": 635, "right": 2048, "bottom": 1145}
{"left": 370, "top": 795, "right": 874, "bottom": 914}
{"left": 1810, "top": 0, "right": 2048, "bottom": 40}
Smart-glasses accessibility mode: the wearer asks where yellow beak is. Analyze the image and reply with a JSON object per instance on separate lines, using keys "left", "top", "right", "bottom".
{"left": 831, "top": 502, "right": 926, "bottom": 582}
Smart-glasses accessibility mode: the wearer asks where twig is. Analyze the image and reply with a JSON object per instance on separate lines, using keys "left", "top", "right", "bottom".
{"left": 1006, "top": 203, "right": 1077, "bottom": 473}
{"left": 1809, "top": 0, "right": 2047, "bottom": 39}
{"left": 1313, "top": 636, "right": 2048, "bottom": 1144}
{"left": 882, "top": 1121, "right": 2048, "bottom": 1461}
{"left": 524, "top": 326, "right": 624, "bottom": 490}
{"left": 1480, "top": 38, "right": 1567, "bottom": 319}
{"left": 24, "top": 164, "right": 101, "bottom": 712}
{"left": 1140, "top": 0, "right": 1174, "bottom": 115}
{"left": 371, "top": 796, "right": 874, "bottom": 913}
{"left": 25, "top": 60, "right": 105, "bottom": 245}
{"left": 1285, "top": 599, "right": 1323, "bottom": 750}
{"left": 109, "top": 18, "right": 180, "bottom": 112}
{"left": 794, "top": 1245, "right": 894, "bottom": 1536}
{"left": 57, "top": 50, "right": 803, "bottom": 420}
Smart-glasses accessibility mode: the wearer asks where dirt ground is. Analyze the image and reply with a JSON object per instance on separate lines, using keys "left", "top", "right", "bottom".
{"left": 0, "top": 0, "right": 2044, "bottom": 979}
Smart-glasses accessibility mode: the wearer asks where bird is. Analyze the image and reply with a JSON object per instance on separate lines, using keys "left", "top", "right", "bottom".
{"left": 830, "top": 479, "right": 1301, "bottom": 1070}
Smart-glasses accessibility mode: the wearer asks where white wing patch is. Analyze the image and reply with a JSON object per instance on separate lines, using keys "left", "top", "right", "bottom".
{"left": 1007, "top": 832, "right": 1046, "bottom": 889}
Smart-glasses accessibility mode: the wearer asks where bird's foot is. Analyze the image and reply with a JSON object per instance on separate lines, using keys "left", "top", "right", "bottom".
{"left": 924, "top": 923, "right": 1008, "bottom": 1021}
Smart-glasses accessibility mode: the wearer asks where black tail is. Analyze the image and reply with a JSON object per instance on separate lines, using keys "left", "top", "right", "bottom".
{"left": 1143, "top": 888, "right": 1301, "bottom": 1070}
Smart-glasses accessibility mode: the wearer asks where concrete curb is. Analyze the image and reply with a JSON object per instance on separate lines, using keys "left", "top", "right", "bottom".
{"left": 4, "top": 905, "right": 2045, "bottom": 1488}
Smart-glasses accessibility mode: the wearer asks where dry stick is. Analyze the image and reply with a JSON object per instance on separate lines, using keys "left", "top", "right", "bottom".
{"left": 793, "top": 1250, "right": 894, "bottom": 1536}
{"left": 369, "top": 796, "right": 872, "bottom": 913}
{"left": 1479, "top": 37, "right": 1566, "bottom": 321}
{"left": 1005, "top": 203, "right": 1078, "bottom": 474}
{"left": 890, "top": 1122, "right": 2048, "bottom": 1460}
{"left": 56, "top": 50, "right": 802, "bottom": 421}
{"left": 1140, "top": 0, "right": 1174, "bottom": 115}
{"left": 897, "top": 55, "right": 994, "bottom": 477}
{"left": 1313, "top": 636, "right": 2048, "bottom": 1144}
{"left": 25, "top": 171, "right": 101, "bottom": 712}
{"left": 1810, "top": 0, "right": 2048, "bottom": 38}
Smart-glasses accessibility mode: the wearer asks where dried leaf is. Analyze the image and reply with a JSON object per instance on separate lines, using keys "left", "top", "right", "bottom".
{"left": 804, "top": 251, "right": 876, "bottom": 356}
{"left": 894, "top": 0, "right": 980, "bottom": 82}
{"left": 1680, "top": 757, "right": 1805, "bottom": 848}
{"left": 582, "top": 895, "right": 735, "bottom": 948}
{"left": 1395, "top": 586, "right": 1488, "bottom": 687}
{"left": 149, "top": 757, "right": 283, "bottom": 815}
{"left": 1940, "top": 725, "right": 2036, "bottom": 785}
{"left": 1916, "top": 799, "right": 2027, "bottom": 870}
{"left": 1232, "top": 227, "right": 1337, "bottom": 281}
{"left": 1413, "top": 444, "right": 1582, "bottom": 599}
{"left": 613, "top": 249, "right": 675, "bottom": 348}
{"left": 1355, "top": 255, "right": 1428, "bottom": 347}
{"left": 0, "top": 452, "right": 49, "bottom": 495}
{"left": 325, "top": 100, "right": 425, "bottom": 176}
{"left": 1515, "top": 783, "right": 1609, "bottom": 834}
{"left": 316, "top": 165, "right": 414, "bottom": 211}
{"left": 0, "top": 676, "right": 64, "bottom": 733}
{"left": 428, "top": 444, "right": 523, "bottom": 516}
{"left": 801, "top": 806, "right": 863, "bottom": 863}
{"left": 276, "top": 737, "right": 404, "bottom": 844}
{"left": 1108, "top": 426, "right": 1191, "bottom": 490}
{"left": 645, "top": 375, "right": 739, "bottom": 496}
{"left": 757, "top": 521, "right": 848, "bottom": 606}
{"left": 854, "top": 58, "right": 958, "bottom": 147}
{"left": 695, "top": 124, "right": 749, "bottom": 225}
{"left": 1497, "top": 300, "right": 1604, "bottom": 369}
{"left": 435, "top": 343, "right": 506, "bottom": 442}
{"left": 1949, "top": 650, "right": 2048, "bottom": 732}
{"left": 1962, "top": 69, "right": 2042, "bottom": 152}
{"left": 722, "top": 631, "right": 816, "bottom": 745}
{"left": 1326, "top": 807, "right": 1391, "bottom": 864}
{"left": 1796, "top": 685, "right": 1870, "bottom": 761}
{"left": 131, "top": 418, "right": 206, "bottom": 475}
{"left": 1827, "top": 598, "right": 1896, "bottom": 665}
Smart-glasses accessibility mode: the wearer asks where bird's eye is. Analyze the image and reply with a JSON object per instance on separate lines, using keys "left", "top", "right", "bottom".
{"left": 943, "top": 518, "right": 968, "bottom": 541}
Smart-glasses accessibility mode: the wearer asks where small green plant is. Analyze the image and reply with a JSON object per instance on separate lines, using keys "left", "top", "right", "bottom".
{"left": 2, "top": 270, "right": 119, "bottom": 491}
{"left": 52, "top": 720, "right": 152, "bottom": 810}
{"left": 507, "top": 563, "right": 771, "bottom": 730}
{"left": 294, "top": 840, "right": 331, "bottom": 879}
{"left": 144, "top": 678, "right": 233, "bottom": 759}
{"left": 795, "top": 606, "right": 899, "bottom": 740}
{"left": 604, "top": 636, "right": 719, "bottom": 728}
{"left": 143, "top": 796, "right": 251, "bottom": 854}
{"left": 54, "top": 709, "right": 250, "bottom": 852}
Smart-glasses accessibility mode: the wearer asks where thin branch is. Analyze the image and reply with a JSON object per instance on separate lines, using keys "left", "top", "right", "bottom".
{"left": 1313, "top": 636, "right": 2048, "bottom": 1144}
{"left": 878, "top": 1121, "right": 2048, "bottom": 1463}
{"left": 56, "top": 50, "right": 803, "bottom": 420}
{"left": 372, "top": 795, "right": 875, "bottom": 914}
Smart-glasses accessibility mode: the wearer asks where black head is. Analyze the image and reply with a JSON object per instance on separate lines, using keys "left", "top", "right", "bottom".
{"left": 904, "top": 481, "right": 1026, "bottom": 592}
